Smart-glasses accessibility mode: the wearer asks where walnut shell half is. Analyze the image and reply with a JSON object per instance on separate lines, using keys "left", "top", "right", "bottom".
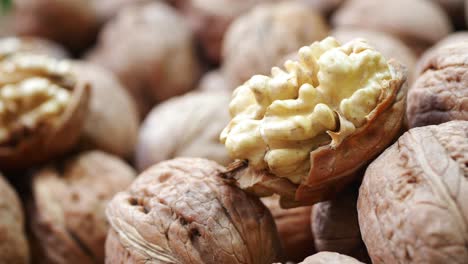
{"left": 106, "top": 158, "right": 282, "bottom": 264}
{"left": 358, "top": 120, "right": 468, "bottom": 263}
{"left": 0, "top": 53, "right": 90, "bottom": 170}
{"left": 220, "top": 37, "right": 407, "bottom": 207}
{"left": 29, "top": 151, "right": 136, "bottom": 264}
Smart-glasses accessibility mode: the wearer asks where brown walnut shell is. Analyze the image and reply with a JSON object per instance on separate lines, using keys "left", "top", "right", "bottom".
{"left": 299, "top": 252, "right": 364, "bottom": 264}
{"left": 12, "top": 0, "right": 98, "bottom": 53}
{"left": 0, "top": 53, "right": 90, "bottom": 171}
{"left": 222, "top": 1, "right": 329, "bottom": 86}
{"left": 87, "top": 2, "right": 200, "bottom": 117}
{"left": 106, "top": 158, "right": 282, "bottom": 264}
{"left": 408, "top": 42, "right": 468, "bottom": 128}
{"left": 71, "top": 61, "right": 139, "bottom": 159}
{"left": 0, "top": 173, "right": 29, "bottom": 264}
{"left": 311, "top": 183, "right": 369, "bottom": 262}
{"left": 358, "top": 120, "right": 468, "bottom": 263}
{"left": 29, "top": 151, "right": 136, "bottom": 264}
{"left": 136, "top": 92, "right": 231, "bottom": 171}
{"left": 262, "top": 195, "right": 315, "bottom": 262}
{"left": 221, "top": 60, "right": 408, "bottom": 208}
{"left": 332, "top": 0, "right": 452, "bottom": 55}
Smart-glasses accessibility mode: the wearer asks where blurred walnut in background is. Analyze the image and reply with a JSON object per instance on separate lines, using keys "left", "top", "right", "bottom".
{"left": 408, "top": 42, "right": 468, "bottom": 128}
{"left": 136, "top": 92, "right": 231, "bottom": 171}
{"left": 431, "top": 0, "right": 465, "bottom": 29}
{"left": 106, "top": 158, "right": 282, "bottom": 264}
{"left": 197, "top": 70, "right": 235, "bottom": 92}
{"left": 300, "top": 0, "right": 344, "bottom": 17}
{"left": 333, "top": 0, "right": 453, "bottom": 55}
{"left": 311, "top": 183, "right": 370, "bottom": 262}
{"left": 0, "top": 174, "right": 29, "bottom": 264}
{"left": 222, "top": 1, "right": 329, "bottom": 86}
{"left": 87, "top": 2, "right": 201, "bottom": 117}
{"left": 262, "top": 195, "right": 315, "bottom": 262}
{"left": 29, "top": 151, "right": 135, "bottom": 264}
{"left": 358, "top": 121, "right": 468, "bottom": 264}
{"left": 11, "top": 0, "right": 99, "bottom": 53}
{"left": 92, "top": 0, "right": 152, "bottom": 24}
{"left": 71, "top": 62, "right": 139, "bottom": 159}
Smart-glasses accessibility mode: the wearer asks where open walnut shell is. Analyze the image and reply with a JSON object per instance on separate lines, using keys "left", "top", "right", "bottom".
{"left": 220, "top": 37, "right": 407, "bottom": 207}
{"left": 106, "top": 158, "right": 282, "bottom": 263}
{"left": 29, "top": 151, "right": 136, "bottom": 264}
{"left": 0, "top": 52, "right": 90, "bottom": 170}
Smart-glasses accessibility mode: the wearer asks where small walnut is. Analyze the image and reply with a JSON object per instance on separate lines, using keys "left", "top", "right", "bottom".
{"left": 220, "top": 37, "right": 407, "bottom": 207}
{"left": 358, "top": 120, "right": 468, "bottom": 263}
{"left": 262, "top": 195, "right": 315, "bottom": 262}
{"left": 331, "top": 29, "right": 417, "bottom": 82}
{"left": 87, "top": 2, "right": 201, "bottom": 116}
{"left": 11, "top": 0, "right": 98, "bottom": 53}
{"left": 0, "top": 37, "right": 68, "bottom": 59}
{"left": 299, "top": 252, "right": 364, "bottom": 264}
{"left": 136, "top": 92, "right": 232, "bottom": 171}
{"left": 106, "top": 158, "right": 282, "bottom": 263}
{"left": 0, "top": 173, "right": 29, "bottom": 264}
{"left": 332, "top": 0, "right": 453, "bottom": 55}
{"left": 29, "top": 151, "right": 136, "bottom": 264}
{"left": 71, "top": 61, "right": 139, "bottom": 159}
{"left": 175, "top": 0, "right": 279, "bottom": 63}
{"left": 0, "top": 52, "right": 90, "bottom": 170}
{"left": 311, "top": 183, "right": 369, "bottom": 262}
{"left": 222, "top": 1, "right": 329, "bottom": 86}
{"left": 407, "top": 43, "right": 468, "bottom": 128}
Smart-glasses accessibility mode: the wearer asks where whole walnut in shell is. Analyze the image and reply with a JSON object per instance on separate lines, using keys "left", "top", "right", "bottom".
{"left": 332, "top": 0, "right": 453, "bottom": 55}
{"left": 299, "top": 252, "right": 364, "bottom": 264}
{"left": 71, "top": 61, "right": 139, "bottom": 159}
{"left": 331, "top": 29, "right": 417, "bottom": 82}
{"left": 0, "top": 52, "right": 90, "bottom": 171}
{"left": 262, "top": 195, "right": 315, "bottom": 262}
{"left": 197, "top": 70, "right": 235, "bottom": 92}
{"left": 311, "top": 183, "right": 369, "bottom": 262}
{"left": 407, "top": 43, "right": 468, "bottom": 128}
{"left": 222, "top": 1, "right": 329, "bottom": 86}
{"left": 175, "top": 0, "right": 279, "bottom": 63}
{"left": 358, "top": 120, "right": 468, "bottom": 263}
{"left": 29, "top": 151, "right": 136, "bottom": 264}
{"left": 87, "top": 2, "right": 200, "bottom": 116}
{"left": 12, "top": 0, "right": 98, "bottom": 53}
{"left": 0, "top": 173, "right": 29, "bottom": 264}
{"left": 136, "top": 92, "right": 231, "bottom": 171}
{"left": 106, "top": 158, "right": 282, "bottom": 263}
{"left": 0, "top": 37, "right": 68, "bottom": 59}
{"left": 220, "top": 37, "right": 408, "bottom": 207}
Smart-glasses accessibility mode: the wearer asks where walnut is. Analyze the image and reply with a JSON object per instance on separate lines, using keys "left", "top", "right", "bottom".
{"left": 358, "top": 120, "right": 468, "bottom": 263}
{"left": 262, "top": 195, "right": 315, "bottom": 262}
{"left": 299, "top": 0, "right": 344, "bottom": 17}
{"left": 331, "top": 29, "right": 417, "bottom": 82}
{"left": 0, "top": 173, "right": 29, "bottom": 264}
{"left": 87, "top": 2, "right": 201, "bottom": 117}
{"left": 430, "top": 32, "right": 468, "bottom": 51}
{"left": 135, "top": 92, "right": 232, "bottom": 171}
{"left": 299, "top": 252, "right": 364, "bottom": 264}
{"left": 11, "top": 0, "right": 98, "bottom": 53}
{"left": 197, "top": 70, "right": 235, "bottom": 92}
{"left": 29, "top": 151, "right": 136, "bottom": 264}
{"left": 332, "top": 0, "right": 453, "bottom": 55}
{"left": 0, "top": 37, "right": 68, "bottom": 59}
{"left": 70, "top": 61, "right": 139, "bottom": 159}
{"left": 106, "top": 158, "right": 282, "bottom": 263}
{"left": 175, "top": 0, "right": 279, "bottom": 63}
{"left": 311, "top": 183, "right": 369, "bottom": 262}
{"left": 222, "top": 1, "right": 329, "bottom": 86}
{"left": 220, "top": 37, "right": 407, "bottom": 207}
{"left": 407, "top": 43, "right": 468, "bottom": 128}
{"left": 0, "top": 52, "right": 90, "bottom": 170}
{"left": 92, "top": 0, "right": 152, "bottom": 24}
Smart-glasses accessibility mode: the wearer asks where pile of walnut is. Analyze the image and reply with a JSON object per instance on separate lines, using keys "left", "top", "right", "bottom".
{"left": 0, "top": 0, "right": 467, "bottom": 264}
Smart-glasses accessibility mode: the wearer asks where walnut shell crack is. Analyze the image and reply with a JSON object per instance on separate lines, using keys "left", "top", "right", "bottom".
{"left": 106, "top": 158, "right": 282, "bottom": 264}
{"left": 358, "top": 120, "right": 468, "bottom": 263}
